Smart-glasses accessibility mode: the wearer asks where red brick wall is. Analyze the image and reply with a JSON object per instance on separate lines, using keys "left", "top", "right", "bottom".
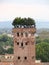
{"left": 13, "top": 28, "right": 36, "bottom": 65}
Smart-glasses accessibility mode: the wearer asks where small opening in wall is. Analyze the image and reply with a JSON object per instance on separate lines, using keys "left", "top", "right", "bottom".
{"left": 18, "top": 56, "right": 20, "bottom": 60}
{"left": 7, "top": 57, "right": 9, "bottom": 59}
{"left": 17, "top": 32, "right": 19, "bottom": 37}
{"left": 25, "top": 42, "right": 28, "bottom": 45}
{"left": 21, "top": 33, "right": 23, "bottom": 36}
{"left": 32, "top": 56, "right": 34, "bottom": 59}
{"left": 15, "top": 41, "right": 17, "bottom": 43}
{"left": 24, "top": 57, "right": 27, "bottom": 60}
{"left": 17, "top": 42, "right": 19, "bottom": 45}
{"left": 21, "top": 42, "right": 23, "bottom": 47}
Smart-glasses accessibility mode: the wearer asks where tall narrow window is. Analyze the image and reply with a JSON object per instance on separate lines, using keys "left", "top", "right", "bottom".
{"left": 17, "top": 32, "right": 19, "bottom": 37}
{"left": 21, "top": 33, "right": 23, "bottom": 37}
{"left": 25, "top": 42, "right": 28, "bottom": 45}
{"left": 21, "top": 42, "right": 23, "bottom": 47}
{"left": 15, "top": 41, "right": 17, "bottom": 43}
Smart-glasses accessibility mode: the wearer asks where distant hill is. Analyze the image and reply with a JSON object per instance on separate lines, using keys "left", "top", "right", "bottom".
{"left": 0, "top": 28, "right": 12, "bottom": 34}
{"left": 36, "top": 28, "right": 49, "bottom": 39}
{"left": 0, "top": 21, "right": 13, "bottom": 29}
{"left": 37, "top": 28, "right": 49, "bottom": 34}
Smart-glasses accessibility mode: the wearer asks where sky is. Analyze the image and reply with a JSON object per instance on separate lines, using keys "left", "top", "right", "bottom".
{"left": 0, "top": 0, "right": 49, "bottom": 22}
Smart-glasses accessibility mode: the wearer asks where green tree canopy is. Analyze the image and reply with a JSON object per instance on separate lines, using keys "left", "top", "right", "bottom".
{"left": 0, "top": 46, "right": 6, "bottom": 55}
{"left": 0, "top": 34, "right": 13, "bottom": 55}
{"left": 36, "top": 42, "right": 49, "bottom": 62}
{"left": 6, "top": 48, "right": 13, "bottom": 54}
{"left": 12, "top": 17, "right": 35, "bottom": 28}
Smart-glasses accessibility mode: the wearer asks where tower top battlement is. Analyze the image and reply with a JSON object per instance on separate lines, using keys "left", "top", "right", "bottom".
{"left": 12, "top": 27, "right": 36, "bottom": 33}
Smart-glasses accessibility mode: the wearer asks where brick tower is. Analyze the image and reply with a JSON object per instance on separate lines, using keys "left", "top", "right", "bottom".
{"left": 12, "top": 25, "right": 36, "bottom": 65}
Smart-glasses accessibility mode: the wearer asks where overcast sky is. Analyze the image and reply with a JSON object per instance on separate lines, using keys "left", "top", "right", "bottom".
{"left": 0, "top": 0, "right": 49, "bottom": 21}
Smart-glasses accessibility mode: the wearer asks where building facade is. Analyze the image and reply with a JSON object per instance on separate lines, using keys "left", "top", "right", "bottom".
{"left": 12, "top": 27, "right": 36, "bottom": 65}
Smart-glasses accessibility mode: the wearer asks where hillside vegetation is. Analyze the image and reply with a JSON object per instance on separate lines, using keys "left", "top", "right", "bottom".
{"left": 0, "top": 34, "right": 13, "bottom": 54}
{"left": 36, "top": 30, "right": 49, "bottom": 62}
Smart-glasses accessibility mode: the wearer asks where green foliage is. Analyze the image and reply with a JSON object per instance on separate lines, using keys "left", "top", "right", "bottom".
{"left": 27, "top": 18, "right": 35, "bottom": 25}
{"left": 36, "top": 38, "right": 42, "bottom": 44}
{"left": 6, "top": 48, "right": 13, "bottom": 54}
{"left": 43, "top": 39, "right": 49, "bottom": 43}
{"left": 36, "top": 35, "right": 49, "bottom": 62}
{"left": 12, "top": 17, "right": 35, "bottom": 28}
{"left": 0, "top": 46, "right": 6, "bottom": 55}
{"left": 0, "top": 34, "right": 13, "bottom": 54}
{"left": 36, "top": 42, "right": 49, "bottom": 62}
{"left": 0, "top": 35, "right": 13, "bottom": 46}
{"left": 0, "top": 35, "right": 8, "bottom": 42}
